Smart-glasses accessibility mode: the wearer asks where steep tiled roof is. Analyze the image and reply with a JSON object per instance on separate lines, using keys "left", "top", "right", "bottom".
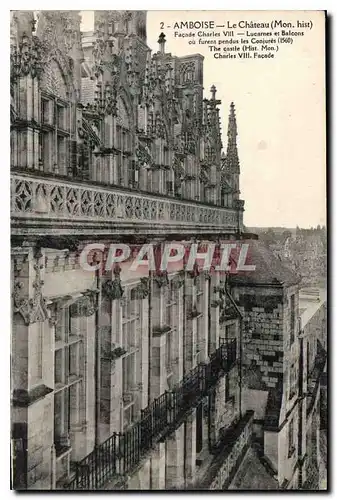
{"left": 230, "top": 240, "right": 300, "bottom": 287}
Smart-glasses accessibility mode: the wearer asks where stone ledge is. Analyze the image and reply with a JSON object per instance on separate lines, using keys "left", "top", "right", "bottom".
{"left": 12, "top": 385, "right": 53, "bottom": 407}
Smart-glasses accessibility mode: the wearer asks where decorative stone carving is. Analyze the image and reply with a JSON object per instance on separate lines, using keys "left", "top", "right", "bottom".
{"left": 187, "top": 305, "right": 201, "bottom": 320}
{"left": 92, "top": 23, "right": 109, "bottom": 77}
{"left": 102, "top": 266, "right": 124, "bottom": 300}
{"left": 103, "top": 346, "right": 127, "bottom": 361}
{"left": 154, "top": 112, "right": 166, "bottom": 139}
{"left": 136, "top": 143, "right": 154, "bottom": 169}
{"left": 171, "top": 275, "right": 184, "bottom": 290}
{"left": 180, "top": 61, "right": 196, "bottom": 85}
{"left": 172, "top": 154, "right": 185, "bottom": 185}
{"left": 152, "top": 324, "right": 172, "bottom": 337}
{"left": 213, "top": 283, "right": 226, "bottom": 296}
{"left": 10, "top": 32, "right": 45, "bottom": 81}
{"left": 93, "top": 81, "right": 118, "bottom": 117}
{"left": 211, "top": 299, "right": 222, "bottom": 308}
{"left": 153, "top": 271, "right": 169, "bottom": 288}
{"left": 12, "top": 174, "right": 238, "bottom": 228}
{"left": 12, "top": 249, "right": 48, "bottom": 326}
{"left": 39, "top": 11, "right": 81, "bottom": 59}
{"left": 134, "top": 277, "right": 150, "bottom": 299}
{"left": 70, "top": 290, "right": 98, "bottom": 317}
{"left": 200, "top": 166, "right": 210, "bottom": 186}
{"left": 48, "top": 302, "right": 59, "bottom": 327}
{"left": 187, "top": 262, "right": 200, "bottom": 279}
{"left": 204, "top": 270, "right": 212, "bottom": 281}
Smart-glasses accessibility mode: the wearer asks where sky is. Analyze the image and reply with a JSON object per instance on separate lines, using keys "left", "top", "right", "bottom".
{"left": 80, "top": 10, "right": 326, "bottom": 229}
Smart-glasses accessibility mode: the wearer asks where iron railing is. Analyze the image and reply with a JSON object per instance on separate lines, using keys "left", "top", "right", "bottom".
{"left": 65, "top": 339, "right": 236, "bottom": 490}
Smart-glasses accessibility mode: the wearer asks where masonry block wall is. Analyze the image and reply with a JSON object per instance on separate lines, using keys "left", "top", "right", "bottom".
{"left": 232, "top": 281, "right": 302, "bottom": 487}
{"left": 233, "top": 285, "right": 285, "bottom": 390}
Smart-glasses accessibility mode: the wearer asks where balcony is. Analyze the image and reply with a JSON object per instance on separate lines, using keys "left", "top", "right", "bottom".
{"left": 64, "top": 340, "right": 237, "bottom": 490}
{"left": 11, "top": 170, "right": 242, "bottom": 237}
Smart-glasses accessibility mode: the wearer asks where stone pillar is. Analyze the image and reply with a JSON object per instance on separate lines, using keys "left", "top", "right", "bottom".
{"left": 50, "top": 444, "right": 56, "bottom": 489}
{"left": 84, "top": 313, "right": 96, "bottom": 453}
{"left": 152, "top": 169, "right": 160, "bottom": 193}
{"left": 138, "top": 166, "right": 147, "bottom": 191}
{"left": 184, "top": 410, "right": 197, "bottom": 485}
{"left": 97, "top": 284, "right": 112, "bottom": 443}
{"left": 110, "top": 296, "right": 123, "bottom": 433}
{"left": 12, "top": 247, "right": 48, "bottom": 392}
{"left": 209, "top": 271, "right": 220, "bottom": 353}
{"left": 165, "top": 426, "right": 184, "bottom": 489}
{"left": 171, "top": 281, "right": 184, "bottom": 384}
{"left": 12, "top": 246, "right": 53, "bottom": 489}
{"left": 140, "top": 292, "right": 149, "bottom": 409}
{"left": 151, "top": 334, "right": 166, "bottom": 398}
{"left": 152, "top": 280, "right": 165, "bottom": 327}
{"left": 208, "top": 165, "right": 218, "bottom": 204}
{"left": 150, "top": 442, "right": 166, "bottom": 489}
{"left": 151, "top": 278, "right": 168, "bottom": 397}
{"left": 198, "top": 273, "right": 209, "bottom": 363}
{"left": 33, "top": 78, "right": 40, "bottom": 170}
{"left": 16, "top": 75, "right": 34, "bottom": 169}
{"left": 185, "top": 274, "right": 196, "bottom": 373}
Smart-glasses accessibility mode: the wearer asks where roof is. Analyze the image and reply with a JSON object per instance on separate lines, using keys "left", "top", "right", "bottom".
{"left": 300, "top": 287, "right": 327, "bottom": 328}
{"left": 230, "top": 240, "right": 300, "bottom": 287}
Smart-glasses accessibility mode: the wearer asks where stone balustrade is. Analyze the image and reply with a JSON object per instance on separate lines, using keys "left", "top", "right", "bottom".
{"left": 11, "top": 170, "right": 242, "bottom": 236}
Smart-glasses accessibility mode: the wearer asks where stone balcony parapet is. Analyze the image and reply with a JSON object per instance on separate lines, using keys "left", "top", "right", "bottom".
{"left": 11, "top": 169, "right": 243, "bottom": 236}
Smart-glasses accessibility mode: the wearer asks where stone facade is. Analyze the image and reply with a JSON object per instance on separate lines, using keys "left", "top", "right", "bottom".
{"left": 230, "top": 247, "right": 327, "bottom": 490}
{"left": 10, "top": 10, "right": 326, "bottom": 491}
{"left": 10, "top": 10, "right": 246, "bottom": 491}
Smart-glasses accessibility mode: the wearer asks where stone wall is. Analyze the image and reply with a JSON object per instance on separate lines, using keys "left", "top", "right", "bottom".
{"left": 233, "top": 285, "right": 285, "bottom": 390}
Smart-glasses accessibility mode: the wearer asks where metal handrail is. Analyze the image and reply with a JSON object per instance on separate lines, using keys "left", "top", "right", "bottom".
{"left": 65, "top": 339, "right": 237, "bottom": 490}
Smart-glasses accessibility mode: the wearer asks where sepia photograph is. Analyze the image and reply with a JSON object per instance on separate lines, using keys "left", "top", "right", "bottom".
{"left": 9, "top": 9, "right": 327, "bottom": 491}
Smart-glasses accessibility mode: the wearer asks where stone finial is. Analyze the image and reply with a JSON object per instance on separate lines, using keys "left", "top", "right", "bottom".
{"left": 228, "top": 102, "right": 237, "bottom": 138}
{"left": 210, "top": 85, "right": 217, "bottom": 100}
{"left": 225, "top": 101, "right": 240, "bottom": 174}
{"left": 158, "top": 32, "right": 166, "bottom": 54}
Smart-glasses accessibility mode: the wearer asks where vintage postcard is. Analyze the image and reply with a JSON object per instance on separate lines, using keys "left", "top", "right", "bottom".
{"left": 10, "top": 10, "right": 327, "bottom": 490}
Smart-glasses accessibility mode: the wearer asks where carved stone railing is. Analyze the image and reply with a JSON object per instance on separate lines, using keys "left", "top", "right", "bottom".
{"left": 11, "top": 170, "right": 241, "bottom": 236}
